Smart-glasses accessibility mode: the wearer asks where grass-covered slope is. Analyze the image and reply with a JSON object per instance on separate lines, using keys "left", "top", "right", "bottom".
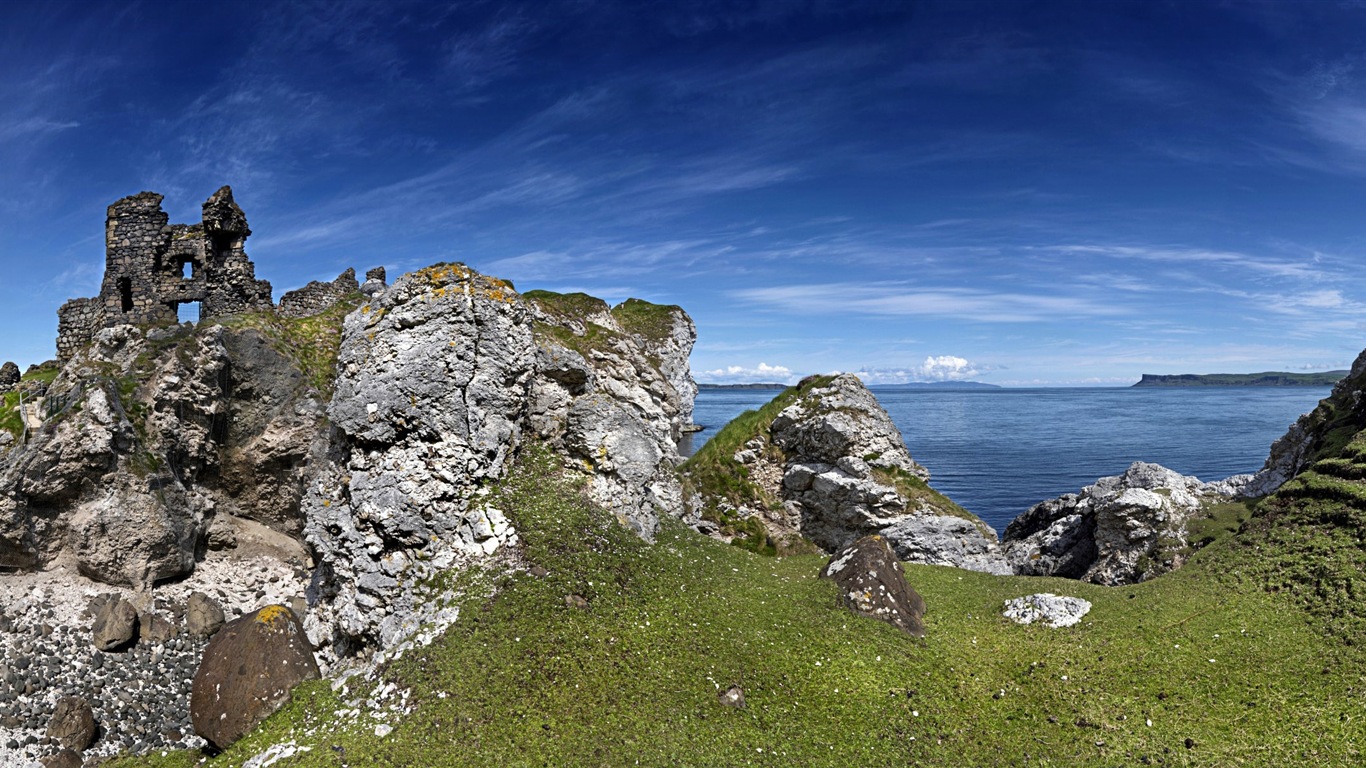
{"left": 1234, "top": 429, "right": 1366, "bottom": 642}
{"left": 111, "top": 444, "right": 1366, "bottom": 767}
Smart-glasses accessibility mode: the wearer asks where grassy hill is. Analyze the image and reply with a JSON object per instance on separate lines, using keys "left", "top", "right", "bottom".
{"left": 110, "top": 442, "right": 1366, "bottom": 767}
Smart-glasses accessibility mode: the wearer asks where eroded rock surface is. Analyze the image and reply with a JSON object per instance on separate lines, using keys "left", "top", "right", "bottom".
{"left": 1002, "top": 462, "right": 1237, "bottom": 585}
{"left": 1003, "top": 593, "right": 1091, "bottom": 628}
{"left": 688, "top": 374, "right": 1007, "bottom": 574}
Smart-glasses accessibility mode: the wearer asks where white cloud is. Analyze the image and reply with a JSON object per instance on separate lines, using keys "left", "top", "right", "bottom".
{"left": 733, "top": 282, "right": 1126, "bottom": 323}
{"left": 915, "top": 355, "right": 978, "bottom": 381}
{"left": 699, "top": 362, "right": 795, "bottom": 384}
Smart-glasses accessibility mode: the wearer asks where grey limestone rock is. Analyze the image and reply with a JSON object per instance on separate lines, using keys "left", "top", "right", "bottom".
{"left": 1003, "top": 593, "right": 1091, "bottom": 628}
{"left": 722, "top": 374, "right": 1007, "bottom": 573}
{"left": 881, "top": 514, "right": 1011, "bottom": 576}
{"left": 303, "top": 263, "right": 533, "bottom": 652}
{"left": 1002, "top": 461, "right": 1236, "bottom": 585}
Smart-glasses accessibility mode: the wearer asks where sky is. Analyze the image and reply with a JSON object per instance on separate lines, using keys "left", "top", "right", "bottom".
{"left": 6, "top": 1, "right": 1366, "bottom": 386}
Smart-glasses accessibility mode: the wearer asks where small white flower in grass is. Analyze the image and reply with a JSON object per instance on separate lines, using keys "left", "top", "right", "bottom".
{"left": 912, "top": 710, "right": 920, "bottom": 717}
{"left": 1061, "top": 675, "right": 1068, "bottom": 681}
{"left": 1208, "top": 659, "right": 1215, "bottom": 663}
{"left": 1146, "top": 719, "right": 1153, "bottom": 727}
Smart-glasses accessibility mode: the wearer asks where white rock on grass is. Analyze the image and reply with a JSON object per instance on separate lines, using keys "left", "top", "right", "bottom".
{"left": 1003, "top": 593, "right": 1092, "bottom": 628}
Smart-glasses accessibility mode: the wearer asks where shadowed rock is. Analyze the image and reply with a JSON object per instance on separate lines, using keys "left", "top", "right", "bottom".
{"left": 91, "top": 596, "right": 137, "bottom": 652}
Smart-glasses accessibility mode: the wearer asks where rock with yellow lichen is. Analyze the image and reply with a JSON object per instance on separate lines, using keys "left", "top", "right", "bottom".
{"left": 190, "top": 603, "right": 320, "bottom": 749}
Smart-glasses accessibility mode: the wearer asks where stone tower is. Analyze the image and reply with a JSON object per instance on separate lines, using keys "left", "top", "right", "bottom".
{"left": 57, "top": 187, "right": 274, "bottom": 360}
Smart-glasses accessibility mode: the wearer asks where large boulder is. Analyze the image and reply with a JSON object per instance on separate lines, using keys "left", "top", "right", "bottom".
{"left": 303, "top": 264, "right": 534, "bottom": 652}
{"left": 0, "top": 361, "right": 18, "bottom": 393}
{"left": 186, "top": 591, "right": 226, "bottom": 637}
{"left": 820, "top": 535, "right": 925, "bottom": 637}
{"left": 190, "top": 604, "right": 320, "bottom": 749}
{"left": 46, "top": 695, "right": 97, "bottom": 751}
{"left": 1001, "top": 462, "right": 1235, "bottom": 585}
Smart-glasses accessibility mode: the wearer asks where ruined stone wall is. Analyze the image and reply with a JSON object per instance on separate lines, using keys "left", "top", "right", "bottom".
{"left": 277, "top": 269, "right": 360, "bottom": 319}
{"left": 56, "top": 298, "right": 105, "bottom": 362}
{"left": 55, "top": 186, "right": 275, "bottom": 361}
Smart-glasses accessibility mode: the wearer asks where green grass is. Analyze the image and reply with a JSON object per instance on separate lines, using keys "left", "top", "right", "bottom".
{"left": 1, "top": 367, "right": 63, "bottom": 442}
{"left": 107, "top": 443, "right": 1366, "bottom": 767}
{"left": 610, "top": 298, "right": 683, "bottom": 344}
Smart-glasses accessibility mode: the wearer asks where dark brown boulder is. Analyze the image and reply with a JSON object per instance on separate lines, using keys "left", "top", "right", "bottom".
{"left": 46, "top": 696, "right": 96, "bottom": 751}
{"left": 189, "top": 604, "right": 320, "bottom": 749}
{"left": 820, "top": 534, "right": 926, "bottom": 637}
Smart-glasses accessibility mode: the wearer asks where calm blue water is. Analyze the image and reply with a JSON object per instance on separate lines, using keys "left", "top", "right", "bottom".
{"left": 682, "top": 386, "right": 1332, "bottom": 534}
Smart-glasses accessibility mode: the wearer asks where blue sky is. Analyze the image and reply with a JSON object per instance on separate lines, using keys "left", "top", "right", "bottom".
{"left": 5, "top": 1, "right": 1366, "bottom": 385}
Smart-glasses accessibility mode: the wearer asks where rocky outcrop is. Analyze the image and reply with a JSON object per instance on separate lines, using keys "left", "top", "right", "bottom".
{"left": 1001, "top": 462, "right": 1238, "bottom": 585}
{"left": 301, "top": 270, "right": 697, "bottom": 657}
{"left": 524, "top": 291, "right": 697, "bottom": 539}
{"left": 0, "top": 321, "right": 327, "bottom": 586}
{"left": 190, "top": 604, "right": 320, "bottom": 750}
{"left": 821, "top": 534, "right": 926, "bottom": 636}
{"left": 302, "top": 264, "right": 532, "bottom": 653}
{"left": 0, "top": 361, "right": 18, "bottom": 393}
{"left": 686, "top": 374, "right": 1008, "bottom": 574}
{"left": 1239, "top": 349, "right": 1366, "bottom": 497}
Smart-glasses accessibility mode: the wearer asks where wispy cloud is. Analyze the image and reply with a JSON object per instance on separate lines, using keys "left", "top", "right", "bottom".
{"left": 1051, "top": 245, "right": 1328, "bottom": 281}
{"left": 699, "top": 362, "right": 795, "bottom": 384}
{"left": 733, "top": 282, "right": 1129, "bottom": 323}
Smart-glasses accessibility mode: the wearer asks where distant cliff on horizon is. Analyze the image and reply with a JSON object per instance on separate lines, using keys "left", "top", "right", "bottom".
{"left": 1133, "top": 371, "right": 1347, "bottom": 387}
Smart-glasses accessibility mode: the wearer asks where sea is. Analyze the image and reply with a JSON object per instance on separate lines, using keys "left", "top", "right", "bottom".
{"left": 680, "top": 386, "right": 1334, "bottom": 535}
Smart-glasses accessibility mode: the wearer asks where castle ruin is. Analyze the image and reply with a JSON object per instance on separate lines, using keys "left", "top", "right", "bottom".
{"left": 56, "top": 187, "right": 382, "bottom": 361}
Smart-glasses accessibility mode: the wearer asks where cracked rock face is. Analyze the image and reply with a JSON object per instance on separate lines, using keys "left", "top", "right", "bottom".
{"left": 1002, "top": 461, "right": 1235, "bottom": 585}
{"left": 525, "top": 293, "right": 695, "bottom": 541}
{"left": 1002, "top": 593, "right": 1091, "bottom": 628}
{"left": 0, "top": 322, "right": 327, "bottom": 588}
{"left": 303, "top": 264, "right": 533, "bottom": 654}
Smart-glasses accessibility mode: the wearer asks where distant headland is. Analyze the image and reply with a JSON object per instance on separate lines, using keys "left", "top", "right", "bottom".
{"left": 1133, "top": 371, "right": 1347, "bottom": 387}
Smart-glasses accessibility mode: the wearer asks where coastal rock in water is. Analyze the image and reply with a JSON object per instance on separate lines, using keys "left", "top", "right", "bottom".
{"left": 688, "top": 373, "right": 1008, "bottom": 574}
{"left": 821, "top": 535, "right": 925, "bottom": 636}
{"left": 1237, "top": 347, "right": 1366, "bottom": 498}
{"left": 190, "top": 604, "right": 320, "bottom": 750}
{"left": 1003, "top": 593, "right": 1091, "bottom": 628}
{"left": 1002, "top": 461, "right": 1234, "bottom": 585}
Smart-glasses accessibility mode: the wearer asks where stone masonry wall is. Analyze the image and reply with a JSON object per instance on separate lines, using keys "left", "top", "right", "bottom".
{"left": 277, "top": 269, "right": 360, "bottom": 319}
{"left": 56, "top": 187, "right": 275, "bottom": 361}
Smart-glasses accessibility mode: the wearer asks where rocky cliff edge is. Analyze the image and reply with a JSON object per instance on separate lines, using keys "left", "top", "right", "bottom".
{"left": 681, "top": 373, "right": 1009, "bottom": 574}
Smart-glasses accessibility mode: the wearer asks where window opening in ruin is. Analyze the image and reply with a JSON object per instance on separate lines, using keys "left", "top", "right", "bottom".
{"left": 118, "top": 277, "right": 133, "bottom": 313}
{"left": 177, "top": 256, "right": 196, "bottom": 280}
{"left": 180, "top": 301, "right": 201, "bottom": 324}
